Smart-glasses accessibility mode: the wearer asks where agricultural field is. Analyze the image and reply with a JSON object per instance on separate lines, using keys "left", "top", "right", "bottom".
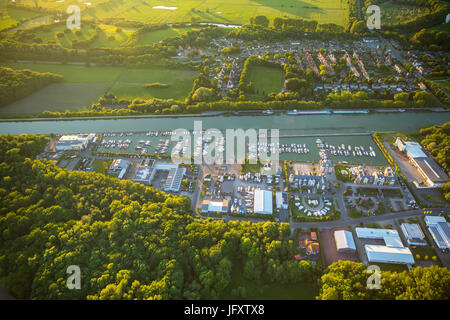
{"left": 379, "top": 1, "right": 432, "bottom": 24}
{"left": 248, "top": 65, "right": 284, "bottom": 95}
{"left": 0, "top": 62, "right": 197, "bottom": 114}
{"left": 11, "top": 0, "right": 349, "bottom": 27}
{"left": 137, "top": 27, "right": 200, "bottom": 45}
{"left": 108, "top": 68, "right": 198, "bottom": 101}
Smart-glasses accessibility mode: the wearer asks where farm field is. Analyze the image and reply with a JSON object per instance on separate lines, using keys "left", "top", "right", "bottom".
{"left": 380, "top": 1, "right": 431, "bottom": 24}
{"left": 12, "top": 0, "right": 349, "bottom": 27}
{"left": 0, "top": 83, "right": 110, "bottom": 115}
{"left": 108, "top": 68, "right": 198, "bottom": 101}
{"left": 248, "top": 65, "right": 284, "bottom": 95}
{"left": 138, "top": 27, "right": 200, "bottom": 45}
{"left": 0, "top": 62, "right": 198, "bottom": 114}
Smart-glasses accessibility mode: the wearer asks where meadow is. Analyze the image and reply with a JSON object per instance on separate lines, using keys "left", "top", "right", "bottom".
{"left": 12, "top": 0, "right": 349, "bottom": 27}
{"left": 0, "top": 0, "right": 43, "bottom": 31}
{"left": 248, "top": 65, "right": 285, "bottom": 95}
{"left": 379, "top": 1, "right": 431, "bottom": 24}
{"left": 137, "top": 27, "right": 200, "bottom": 45}
{"left": 108, "top": 68, "right": 199, "bottom": 100}
{"left": 0, "top": 62, "right": 197, "bottom": 114}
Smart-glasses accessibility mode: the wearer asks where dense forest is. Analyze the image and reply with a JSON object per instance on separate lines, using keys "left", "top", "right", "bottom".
{"left": 0, "top": 134, "right": 319, "bottom": 299}
{"left": 318, "top": 260, "right": 449, "bottom": 300}
{"left": 0, "top": 67, "right": 63, "bottom": 107}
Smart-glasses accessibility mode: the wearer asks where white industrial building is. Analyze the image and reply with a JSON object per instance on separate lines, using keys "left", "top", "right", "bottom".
{"left": 400, "top": 223, "right": 426, "bottom": 246}
{"left": 395, "top": 137, "right": 449, "bottom": 187}
{"left": 254, "top": 189, "right": 273, "bottom": 215}
{"left": 355, "top": 227, "right": 399, "bottom": 239}
{"left": 365, "top": 245, "right": 415, "bottom": 264}
{"left": 356, "top": 227, "right": 415, "bottom": 265}
{"left": 132, "top": 161, "right": 185, "bottom": 193}
{"left": 424, "top": 216, "right": 450, "bottom": 251}
{"left": 334, "top": 230, "right": 356, "bottom": 253}
{"left": 55, "top": 133, "right": 95, "bottom": 151}
{"left": 202, "top": 199, "right": 229, "bottom": 214}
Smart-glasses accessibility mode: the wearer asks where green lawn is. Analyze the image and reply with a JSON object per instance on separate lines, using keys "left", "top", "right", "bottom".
{"left": 91, "top": 158, "right": 112, "bottom": 174}
{"left": 249, "top": 65, "right": 284, "bottom": 95}
{"left": 241, "top": 163, "right": 261, "bottom": 173}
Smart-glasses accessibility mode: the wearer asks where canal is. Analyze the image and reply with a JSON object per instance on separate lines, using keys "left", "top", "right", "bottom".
{"left": 0, "top": 112, "right": 449, "bottom": 135}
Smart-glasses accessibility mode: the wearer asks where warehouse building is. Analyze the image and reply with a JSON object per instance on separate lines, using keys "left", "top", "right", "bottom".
{"left": 364, "top": 245, "right": 415, "bottom": 264}
{"left": 202, "top": 199, "right": 229, "bottom": 214}
{"left": 334, "top": 230, "right": 356, "bottom": 253}
{"left": 400, "top": 223, "right": 427, "bottom": 246}
{"left": 164, "top": 166, "right": 186, "bottom": 192}
{"left": 424, "top": 216, "right": 450, "bottom": 251}
{"left": 254, "top": 189, "right": 273, "bottom": 215}
{"left": 55, "top": 133, "right": 95, "bottom": 151}
{"left": 356, "top": 227, "right": 414, "bottom": 265}
{"left": 395, "top": 138, "right": 449, "bottom": 187}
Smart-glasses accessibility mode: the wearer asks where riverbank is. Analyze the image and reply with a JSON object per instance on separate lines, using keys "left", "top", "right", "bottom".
{"left": 0, "top": 108, "right": 448, "bottom": 123}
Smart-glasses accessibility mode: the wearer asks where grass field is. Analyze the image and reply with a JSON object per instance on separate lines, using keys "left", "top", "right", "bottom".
{"left": 91, "top": 158, "right": 112, "bottom": 174}
{"left": 248, "top": 65, "right": 284, "bottom": 95}
{"left": 379, "top": 1, "right": 431, "bottom": 24}
{"left": 0, "top": 1, "right": 44, "bottom": 31}
{"left": 138, "top": 27, "right": 200, "bottom": 45}
{"left": 0, "top": 62, "right": 197, "bottom": 114}
{"left": 108, "top": 68, "right": 198, "bottom": 100}
{"left": 12, "top": 0, "right": 348, "bottom": 27}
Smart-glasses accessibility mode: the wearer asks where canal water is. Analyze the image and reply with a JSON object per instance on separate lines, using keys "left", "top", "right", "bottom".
{"left": 0, "top": 112, "right": 448, "bottom": 135}
{"left": 1, "top": 112, "right": 448, "bottom": 165}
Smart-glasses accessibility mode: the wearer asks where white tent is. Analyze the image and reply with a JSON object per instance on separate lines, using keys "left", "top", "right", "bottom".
{"left": 334, "top": 230, "right": 356, "bottom": 253}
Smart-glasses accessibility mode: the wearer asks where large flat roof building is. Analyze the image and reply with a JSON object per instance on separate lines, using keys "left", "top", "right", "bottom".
{"left": 355, "top": 227, "right": 399, "bottom": 239}
{"left": 164, "top": 167, "right": 186, "bottom": 192}
{"left": 334, "top": 230, "right": 356, "bottom": 253}
{"left": 424, "top": 216, "right": 450, "bottom": 251}
{"left": 55, "top": 134, "right": 94, "bottom": 151}
{"left": 365, "top": 245, "right": 415, "bottom": 264}
{"left": 395, "top": 138, "right": 449, "bottom": 187}
{"left": 254, "top": 189, "right": 273, "bottom": 215}
{"left": 202, "top": 199, "right": 229, "bottom": 214}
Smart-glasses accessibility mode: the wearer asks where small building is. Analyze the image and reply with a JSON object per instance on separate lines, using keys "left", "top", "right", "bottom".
{"left": 222, "top": 181, "right": 234, "bottom": 196}
{"left": 253, "top": 189, "right": 273, "bottom": 215}
{"left": 109, "top": 159, "right": 131, "bottom": 179}
{"left": 202, "top": 199, "right": 229, "bottom": 214}
{"left": 276, "top": 192, "right": 288, "bottom": 210}
{"left": 306, "top": 242, "right": 320, "bottom": 255}
{"left": 334, "top": 230, "right": 356, "bottom": 253}
{"left": 400, "top": 223, "right": 426, "bottom": 246}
